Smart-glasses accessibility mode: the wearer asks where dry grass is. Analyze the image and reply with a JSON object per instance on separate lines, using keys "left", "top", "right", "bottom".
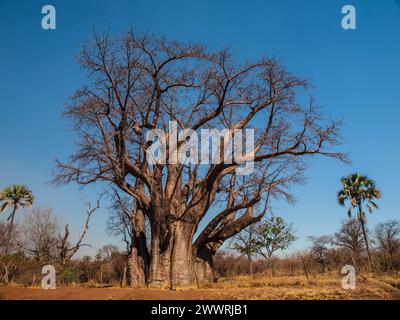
{"left": 0, "top": 273, "right": 399, "bottom": 300}
{"left": 208, "top": 272, "right": 348, "bottom": 288}
{"left": 195, "top": 272, "right": 400, "bottom": 300}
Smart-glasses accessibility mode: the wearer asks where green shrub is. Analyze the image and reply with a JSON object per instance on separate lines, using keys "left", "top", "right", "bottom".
{"left": 62, "top": 266, "right": 79, "bottom": 284}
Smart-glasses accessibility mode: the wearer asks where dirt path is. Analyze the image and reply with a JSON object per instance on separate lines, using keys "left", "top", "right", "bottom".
{"left": 1, "top": 282, "right": 399, "bottom": 300}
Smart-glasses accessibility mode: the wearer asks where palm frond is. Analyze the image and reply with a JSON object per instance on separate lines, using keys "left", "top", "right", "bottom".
{"left": 347, "top": 207, "right": 352, "bottom": 217}
{"left": 0, "top": 202, "right": 11, "bottom": 212}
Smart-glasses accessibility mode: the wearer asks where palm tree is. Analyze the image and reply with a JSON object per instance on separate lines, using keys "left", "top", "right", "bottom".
{"left": 337, "top": 173, "right": 381, "bottom": 269}
{"left": 0, "top": 184, "right": 34, "bottom": 253}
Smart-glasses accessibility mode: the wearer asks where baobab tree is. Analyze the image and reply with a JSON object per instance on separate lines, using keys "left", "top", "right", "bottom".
{"left": 53, "top": 29, "right": 346, "bottom": 288}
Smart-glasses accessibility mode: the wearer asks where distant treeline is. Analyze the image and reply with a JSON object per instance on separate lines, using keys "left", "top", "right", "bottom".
{"left": 0, "top": 206, "right": 399, "bottom": 286}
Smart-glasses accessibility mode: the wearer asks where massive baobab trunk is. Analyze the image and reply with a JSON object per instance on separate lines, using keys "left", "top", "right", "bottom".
{"left": 168, "top": 220, "right": 197, "bottom": 286}
{"left": 54, "top": 29, "right": 346, "bottom": 288}
{"left": 147, "top": 220, "right": 197, "bottom": 288}
{"left": 128, "top": 217, "right": 197, "bottom": 287}
{"left": 128, "top": 225, "right": 218, "bottom": 287}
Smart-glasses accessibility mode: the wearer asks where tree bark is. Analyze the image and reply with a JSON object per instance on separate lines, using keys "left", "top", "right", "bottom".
{"left": 271, "top": 258, "right": 276, "bottom": 277}
{"left": 5, "top": 206, "right": 17, "bottom": 254}
{"left": 360, "top": 219, "right": 374, "bottom": 271}
{"left": 137, "top": 210, "right": 197, "bottom": 288}
{"left": 145, "top": 228, "right": 197, "bottom": 288}
{"left": 169, "top": 221, "right": 196, "bottom": 288}
{"left": 301, "top": 257, "right": 309, "bottom": 281}
{"left": 128, "top": 208, "right": 150, "bottom": 287}
{"left": 128, "top": 245, "right": 147, "bottom": 287}
{"left": 129, "top": 222, "right": 219, "bottom": 288}
{"left": 358, "top": 204, "right": 375, "bottom": 271}
{"left": 248, "top": 254, "right": 253, "bottom": 275}
{"left": 194, "top": 246, "right": 215, "bottom": 284}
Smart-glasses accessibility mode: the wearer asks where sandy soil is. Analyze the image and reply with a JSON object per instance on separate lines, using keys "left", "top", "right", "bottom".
{"left": 1, "top": 281, "right": 399, "bottom": 300}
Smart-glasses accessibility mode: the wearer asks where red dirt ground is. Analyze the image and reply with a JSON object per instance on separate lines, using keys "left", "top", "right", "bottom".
{"left": 1, "top": 281, "right": 399, "bottom": 300}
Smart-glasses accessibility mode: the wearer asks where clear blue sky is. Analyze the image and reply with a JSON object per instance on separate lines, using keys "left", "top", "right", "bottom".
{"left": 0, "top": 0, "right": 399, "bottom": 256}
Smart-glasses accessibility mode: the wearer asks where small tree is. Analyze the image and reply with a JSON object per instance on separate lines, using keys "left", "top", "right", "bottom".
{"left": 96, "top": 244, "right": 120, "bottom": 261}
{"left": 0, "top": 220, "right": 23, "bottom": 284}
{"left": 57, "top": 198, "right": 100, "bottom": 269}
{"left": 20, "top": 207, "right": 59, "bottom": 263}
{"left": 232, "top": 224, "right": 259, "bottom": 275}
{"left": 334, "top": 218, "right": 365, "bottom": 267}
{"left": 255, "top": 216, "right": 296, "bottom": 275}
{"left": 308, "top": 235, "right": 332, "bottom": 273}
{"left": 374, "top": 219, "right": 400, "bottom": 270}
{"left": 95, "top": 244, "right": 126, "bottom": 285}
{"left": 0, "top": 220, "right": 20, "bottom": 255}
{"left": 62, "top": 266, "right": 79, "bottom": 284}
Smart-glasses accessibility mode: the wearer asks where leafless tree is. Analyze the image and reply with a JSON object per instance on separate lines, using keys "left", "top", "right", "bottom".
{"left": 107, "top": 189, "right": 151, "bottom": 254}
{"left": 231, "top": 223, "right": 259, "bottom": 275}
{"left": 19, "top": 207, "right": 59, "bottom": 263}
{"left": 374, "top": 219, "right": 400, "bottom": 270}
{"left": 107, "top": 192, "right": 135, "bottom": 253}
{"left": 53, "top": 29, "right": 346, "bottom": 287}
{"left": 95, "top": 244, "right": 127, "bottom": 286}
{"left": 96, "top": 244, "right": 120, "bottom": 261}
{"left": 0, "top": 220, "right": 9, "bottom": 255}
{"left": 334, "top": 218, "right": 365, "bottom": 267}
{"left": 0, "top": 220, "right": 23, "bottom": 284}
{"left": 57, "top": 197, "right": 100, "bottom": 268}
{"left": 308, "top": 235, "right": 333, "bottom": 273}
